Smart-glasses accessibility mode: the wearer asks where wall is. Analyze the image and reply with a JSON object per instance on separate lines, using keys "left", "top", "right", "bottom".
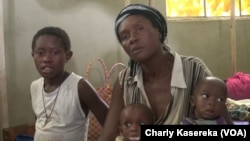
{"left": 1, "top": 0, "right": 250, "bottom": 140}
{"left": 1, "top": 0, "right": 128, "bottom": 140}
{"left": 167, "top": 18, "right": 250, "bottom": 79}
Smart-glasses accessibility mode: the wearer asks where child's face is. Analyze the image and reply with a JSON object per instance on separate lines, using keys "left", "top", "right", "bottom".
{"left": 119, "top": 106, "right": 153, "bottom": 141}
{"left": 191, "top": 80, "right": 227, "bottom": 120}
{"left": 32, "top": 35, "right": 71, "bottom": 79}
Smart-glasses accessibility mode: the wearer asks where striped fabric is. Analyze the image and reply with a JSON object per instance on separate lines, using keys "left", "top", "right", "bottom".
{"left": 118, "top": 48, "right": 212, "bottom": 125}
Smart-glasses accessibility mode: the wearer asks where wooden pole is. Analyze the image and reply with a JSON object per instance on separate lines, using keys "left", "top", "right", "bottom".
{"left": 149, "top": 0, "right": 154, "bottom": 6}
{"left": 230, "top": 0, "right": 237, "bottom": 74}
{"left": 0, "top": 0, "right": 9, "bottom": 128}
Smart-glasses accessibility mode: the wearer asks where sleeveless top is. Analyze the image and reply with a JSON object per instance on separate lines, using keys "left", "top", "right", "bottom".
{"left": 118, "top": 47, "right": 212, "bottom": 125}
{"left": 30, "top": 72, "right": 88, "bottom": 141}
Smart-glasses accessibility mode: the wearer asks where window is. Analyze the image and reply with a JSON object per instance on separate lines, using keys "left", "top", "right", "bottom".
{"left": 166, "top": 0, "right": 250, "bottom": 17}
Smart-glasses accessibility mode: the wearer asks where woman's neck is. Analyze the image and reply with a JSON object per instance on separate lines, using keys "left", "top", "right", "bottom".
{"left": 141, "top": 53, "right": 173, "bottom": 79}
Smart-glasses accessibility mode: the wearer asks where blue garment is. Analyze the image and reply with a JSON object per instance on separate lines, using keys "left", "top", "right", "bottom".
{"left": 15, "top": 134, "right": 34, "bottom": 141}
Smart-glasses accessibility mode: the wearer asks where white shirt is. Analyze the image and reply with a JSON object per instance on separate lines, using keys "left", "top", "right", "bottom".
{"left": 30, "top": 72, "right": 88, "bottom": 141}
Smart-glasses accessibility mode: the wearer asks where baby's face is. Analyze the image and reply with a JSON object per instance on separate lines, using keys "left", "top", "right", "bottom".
{"left": 119, "top": 106, "right": 153, "bottom": 141}
{"left": 192, "top": 80, "right": 227, "bottom": 120}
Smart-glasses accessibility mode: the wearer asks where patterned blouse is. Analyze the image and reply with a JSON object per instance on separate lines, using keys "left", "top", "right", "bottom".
{"left": 118, "top": 46, "right": 212, "bottom": 125}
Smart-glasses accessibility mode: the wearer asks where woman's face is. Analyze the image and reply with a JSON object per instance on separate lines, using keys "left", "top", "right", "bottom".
{"left": 118, "top": 15, "right": 162, "bottom": 63}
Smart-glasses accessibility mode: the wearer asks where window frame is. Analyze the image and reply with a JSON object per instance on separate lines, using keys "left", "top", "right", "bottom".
{"left": 165, "top": 0, "right": 250, "bottom": 19}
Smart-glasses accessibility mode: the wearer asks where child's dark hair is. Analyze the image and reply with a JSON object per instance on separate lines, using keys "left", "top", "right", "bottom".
{"left": 31, "top": 26, "right": 71, "bottom": 51}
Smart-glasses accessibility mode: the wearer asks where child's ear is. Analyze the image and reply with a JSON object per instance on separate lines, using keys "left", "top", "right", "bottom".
{"left": 118, "top": 125, "right": 122, "bottom": 133}
{"left": 65, "top": 51, "right": 73, "bottom": 62}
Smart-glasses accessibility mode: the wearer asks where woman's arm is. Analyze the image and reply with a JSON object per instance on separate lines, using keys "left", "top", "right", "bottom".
{"left": 193, "top": 57, "right": 233, "bottom": 124}
{"left": 98, "top": 78, "right": 125, "bottom": 141}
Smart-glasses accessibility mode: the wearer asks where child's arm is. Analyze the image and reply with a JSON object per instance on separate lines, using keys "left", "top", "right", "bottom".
{"left": 78, "top": 78, "right": 109, "bottom": 126}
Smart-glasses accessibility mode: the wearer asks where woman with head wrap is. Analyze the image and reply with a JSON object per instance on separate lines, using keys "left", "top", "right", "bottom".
{"left": 98, "top": 4, "right": 233, "bottom": 141}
